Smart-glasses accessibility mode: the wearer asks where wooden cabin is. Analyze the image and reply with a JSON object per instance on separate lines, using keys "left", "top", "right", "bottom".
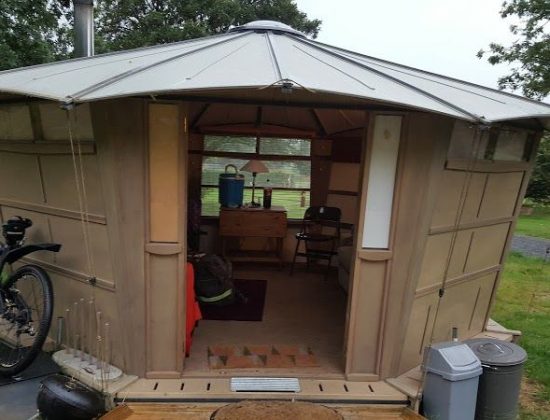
{"left": 0, "top": 21, "right": 548, "bottom": 406}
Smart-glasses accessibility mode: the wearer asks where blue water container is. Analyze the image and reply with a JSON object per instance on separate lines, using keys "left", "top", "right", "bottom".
{"left": 219, "top": 164, "right": 244, "bottom": 208}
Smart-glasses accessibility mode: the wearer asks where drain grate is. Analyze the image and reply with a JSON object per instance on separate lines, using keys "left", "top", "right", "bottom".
{"left": 230, "top": 377, "right": 301, "bottom": 393}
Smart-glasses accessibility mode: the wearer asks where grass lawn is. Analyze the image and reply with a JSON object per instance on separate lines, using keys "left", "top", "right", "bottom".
{"left": 515, "top": 207, "right": 550, "bottom": 240}
{"left": 492, "top": 252, "right": 550, "bottom": 418}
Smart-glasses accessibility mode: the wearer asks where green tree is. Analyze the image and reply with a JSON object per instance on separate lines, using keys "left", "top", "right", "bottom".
{"left": 478, "top": 0, "right": 549, "bottom": 99}
{"left": 0, "top": 1, "right": 70, "bottom": 71}
{"left": 0, "top": 0, "right": 320, "bottom": 69}
{"left": 93, "top": 0, "right": 321, "bottom": 53}
{"left": 526, "top": 134, "right": 550, "bottom": 203}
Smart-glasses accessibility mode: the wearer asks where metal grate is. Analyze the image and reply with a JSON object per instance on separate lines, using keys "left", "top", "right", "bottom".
{"left": 230, "top": 377, "right": 301, "bottom": 393}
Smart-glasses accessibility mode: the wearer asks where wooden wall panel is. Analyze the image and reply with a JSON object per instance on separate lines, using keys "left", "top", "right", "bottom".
{"left": 432, "top": 273, "right": 498, "bottom": 341}
{"left": 49, "top": 216, "right": 114, "bottom": 284}
{"left": 40, "top": 155, "right": 105, "bottom": 216}
{"left": 465, "top": 223, "right": 510, "bottom": 272}
{"left": 347, "top": 259, "right": 387, "bottom": 375}
{"left": 329, "top": 162, "right": 360, "bottom": 192}
{"left": 478, "top": 173, "right": 523, "bottom": 220}
{"left": 398, "top": 292, "right": 438, "bottom": 373}
{"left": 39, "top": 103, "right": 94, "bottom": 141}
{"left": 91, "top": 99, "right": 148, "bottom": 376}
{"left": 0, "top": 104, "right": 34, "bottom": 140}
{"left": 0, "top": 152, "right": 44, "bottom": 202}
{"left": 149, "top": 104, "right": 180, "bottom": 243}
{"left": 147, "top": 254, "right": 180, "bottom": 375}
{"left": 326, "top": 194, "right": 358, "bottom": 225}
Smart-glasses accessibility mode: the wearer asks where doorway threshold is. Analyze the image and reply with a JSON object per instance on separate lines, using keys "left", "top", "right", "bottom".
{"left": 115, "top": 377, "right": 408, "bottom": 405}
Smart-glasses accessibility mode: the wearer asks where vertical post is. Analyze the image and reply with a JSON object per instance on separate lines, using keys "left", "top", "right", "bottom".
{"left": 73, "top": 0, "right": 94, "bottom": 58}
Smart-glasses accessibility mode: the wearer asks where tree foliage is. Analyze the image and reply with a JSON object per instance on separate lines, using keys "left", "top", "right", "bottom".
{"left": 526, "top": 134, "right": 550, "bottom": 203}
{"left": 478, "top": 0, "right": 550, "bottom": 99}
{"left": 94, "top": 0, "right": 321, "bottom": 53}
{"left": 0, "top": 0, "right": 321, "bottom": 70}
{"left": 0, "top": 1, "right": 70, "bottom": 71}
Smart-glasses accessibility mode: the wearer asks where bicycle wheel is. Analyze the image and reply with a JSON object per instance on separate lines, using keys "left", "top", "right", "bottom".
{"left": 0, "top": 265, "right": 53, "bottom": 376}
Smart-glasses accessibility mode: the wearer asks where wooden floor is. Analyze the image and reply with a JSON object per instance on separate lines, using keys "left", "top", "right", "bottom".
{"left": 103, "top": 403, "right": 423, "bottom": 419}
{"left": 184, "top": 266, "right": 348, "bottom": 377}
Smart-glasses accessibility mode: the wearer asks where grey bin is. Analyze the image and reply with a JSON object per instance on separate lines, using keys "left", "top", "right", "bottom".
{"left": 422, "top": 342, "right": 483, "bottom": 420}
{"left": 466, "top": 338, "right": 527, "bottom": 420}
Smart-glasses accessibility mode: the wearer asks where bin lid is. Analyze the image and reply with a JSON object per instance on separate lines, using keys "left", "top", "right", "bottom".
{"left": 465, "top": 338, "right": 527, "bottom": 366}
{"left": 423, "top": 342, "right": 482, "bottom": 381}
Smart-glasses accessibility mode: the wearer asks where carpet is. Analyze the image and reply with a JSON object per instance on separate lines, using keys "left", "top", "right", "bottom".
{"left": 208, "top": 344, "right": 319, "bottom": 369}
{"left": 0, "top": 343, "right": 60, "bottom": 386}
{"left": 199, "top": 279, "right": 267, "bottom": 322}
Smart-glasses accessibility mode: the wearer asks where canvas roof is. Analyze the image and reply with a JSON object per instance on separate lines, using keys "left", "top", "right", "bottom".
{"left": 0, "top": 20, "right": 548, "bottom": 127}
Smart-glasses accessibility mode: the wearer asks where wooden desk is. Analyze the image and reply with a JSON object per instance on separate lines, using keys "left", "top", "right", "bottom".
{"left": 219, "top": 206, "right": 287, "bottom": 264}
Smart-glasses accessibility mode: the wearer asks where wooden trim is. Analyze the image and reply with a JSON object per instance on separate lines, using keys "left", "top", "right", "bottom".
{"left": 197, "top": 123, "right": 317, "bottom": 138}
{"left": 21, "top": 256, "right": 115, "bottom": 291}
{"left": 446, "top": 159, "right": 530, "bottom": 173}
{"left": 0, "top": 199, "right": 106, "bottom": 224}
{"left": 328, "top": 190, "right": 359, "bottom": 197}
{"left": 145, "top": 371, "right": 182, "bottom": 379}
{"left": 429, "top": 216, "right": 514, "bottom": 235}
{"left": 344, "top": 112, "right": 371, "bottom": 377}
{"left": 145, "top": 243, "right": 183, "bottom": 255}
{"left": 199, "top": 150, "right": 311, "bottom": 161}
{"left": 414, "top": 265, "right": 501, "bottom": 298}
{"left": 0, "top": 140, "right": 96, "bottom": 155}
{"left": 357, "top": 249, "right": 392, "bottom": 261}
{"left": 344, "top": 373, "right": 380, "bottom": 382}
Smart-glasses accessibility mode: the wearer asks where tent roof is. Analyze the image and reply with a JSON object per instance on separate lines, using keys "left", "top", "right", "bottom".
{"left": 0, "top": 20, "right": 548, "bottom": 127}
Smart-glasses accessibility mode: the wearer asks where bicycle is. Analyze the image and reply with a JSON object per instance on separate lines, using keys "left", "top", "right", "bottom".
{"left": 0, "top": 216, "right": 61, "bottom": 376}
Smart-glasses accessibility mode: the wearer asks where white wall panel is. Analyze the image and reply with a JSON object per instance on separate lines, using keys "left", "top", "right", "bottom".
{"left": 362, "top": 115, "right": 402, "bottom": 249}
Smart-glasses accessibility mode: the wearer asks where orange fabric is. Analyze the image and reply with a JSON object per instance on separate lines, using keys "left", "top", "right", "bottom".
{"left": 185, "top": 263, "right": 202, "bottom": 355}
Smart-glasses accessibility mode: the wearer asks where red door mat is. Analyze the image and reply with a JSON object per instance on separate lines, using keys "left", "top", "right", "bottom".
{"left": 208, "top": 345, "right": 319, "bottom": 369}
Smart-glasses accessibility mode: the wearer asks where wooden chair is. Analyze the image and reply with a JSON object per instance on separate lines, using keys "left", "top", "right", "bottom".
{"left": 290, "top": 206, "right": 341, "bottom": 279}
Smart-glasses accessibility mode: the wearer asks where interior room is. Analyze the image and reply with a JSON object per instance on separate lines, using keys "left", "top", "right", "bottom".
{"left": 183, "top": 101, "right": 367, "bottom": 376}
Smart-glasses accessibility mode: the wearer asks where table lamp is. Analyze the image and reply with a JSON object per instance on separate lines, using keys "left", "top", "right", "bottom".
{"left": 240, "top": 159, "right": 269, "bottom": 207}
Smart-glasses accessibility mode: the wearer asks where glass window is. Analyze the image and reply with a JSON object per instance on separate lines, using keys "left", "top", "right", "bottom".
{"left": 200, "top": 135, "right": 311, "bottom": 219}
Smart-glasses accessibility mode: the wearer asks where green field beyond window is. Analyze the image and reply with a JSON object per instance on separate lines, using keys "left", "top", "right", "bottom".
{"left": 201, "top": 136, "right": 311, "bottom": 219}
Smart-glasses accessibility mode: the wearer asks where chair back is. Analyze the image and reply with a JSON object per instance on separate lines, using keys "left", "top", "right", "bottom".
{"left": 301, "top": 206, "right": 342, "bottom": 238}
{"left": 303, "top": 206, "right": 341, "bottom": 223}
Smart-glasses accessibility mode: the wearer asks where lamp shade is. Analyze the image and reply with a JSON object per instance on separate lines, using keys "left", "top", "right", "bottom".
{"left": 240, "top": 159, "right": 269, "bottom": 174}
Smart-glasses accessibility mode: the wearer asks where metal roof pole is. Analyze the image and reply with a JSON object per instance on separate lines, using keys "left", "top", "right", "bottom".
{"left": 74, "top": 0, "right": 94, "bottom": 58}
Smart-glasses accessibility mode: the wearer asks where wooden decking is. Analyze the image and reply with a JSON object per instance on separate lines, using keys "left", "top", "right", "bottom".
{"left": 102, "top": 403, "right": 423, "bottom": 419}
{"left": 116, "top": 377, "right": 408, "bottom": 404}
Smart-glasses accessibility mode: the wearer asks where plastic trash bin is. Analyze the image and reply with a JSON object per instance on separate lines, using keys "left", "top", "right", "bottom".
{"left": 422, "top": 342, "right": 483, "bottom": 420}
{"left": 466, "top": 338, "right": 527, "bottom": 420}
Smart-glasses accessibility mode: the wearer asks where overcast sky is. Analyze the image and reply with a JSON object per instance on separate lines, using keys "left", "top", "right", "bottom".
{"left": 295, "top": 0, "right": 517, "bottom": 91}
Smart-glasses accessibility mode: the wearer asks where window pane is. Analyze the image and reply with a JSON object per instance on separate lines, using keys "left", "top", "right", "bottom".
{"left": 204, "top": 135, "right": 256, "bottom": 153}
{"left": 202, "top": 157, "right": 251, "bottom": 186}
{"left": 201, "top": 186, "right": 310, "bottom": 219}
{"left": 202, "top": 158, "right": 310, "bottom": 189}
{"left": 493, "top": 131, "right": 527, "bottom": 161}
{"left": 255, "top": 161, "right": 311, "bottom": 189}
{"left": 260, "top": 138, "right": 310, "bottom": 156}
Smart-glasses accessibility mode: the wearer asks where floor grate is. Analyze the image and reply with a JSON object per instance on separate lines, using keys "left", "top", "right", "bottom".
{"left": 230, "top": 377, "right": 300, "bottom": 393}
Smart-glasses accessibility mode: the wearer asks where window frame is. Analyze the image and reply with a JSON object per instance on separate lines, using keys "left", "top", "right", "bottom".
{"left": 199, "top": 135, "right": 312, "bottom": 219}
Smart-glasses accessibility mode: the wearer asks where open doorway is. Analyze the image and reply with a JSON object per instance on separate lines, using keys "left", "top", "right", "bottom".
{"left": 183, "top": 101, "right": 366, "bottom": 377}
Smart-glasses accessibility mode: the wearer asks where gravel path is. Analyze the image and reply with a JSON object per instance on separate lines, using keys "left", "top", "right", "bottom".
{"left": 511, "top": 235, "right": 550, "bottom": 259}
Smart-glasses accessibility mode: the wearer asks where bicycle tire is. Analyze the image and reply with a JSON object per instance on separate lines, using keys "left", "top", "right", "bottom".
{"left": 0, "top": 264, "right": 53, "bottom": 376}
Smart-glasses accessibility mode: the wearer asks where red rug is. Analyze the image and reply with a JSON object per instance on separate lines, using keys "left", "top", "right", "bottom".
{"left": 208, "top": 344, "right": 319, "bottom": 369}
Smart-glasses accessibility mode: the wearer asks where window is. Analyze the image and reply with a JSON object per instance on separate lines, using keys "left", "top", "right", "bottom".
{"left": 201, "top": 136, "right": 311, "bottom": 219}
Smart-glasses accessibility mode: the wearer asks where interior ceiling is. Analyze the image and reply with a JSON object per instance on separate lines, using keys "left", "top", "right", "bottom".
{"left": 189, "top": 101, "right": 368, "bottom": 138}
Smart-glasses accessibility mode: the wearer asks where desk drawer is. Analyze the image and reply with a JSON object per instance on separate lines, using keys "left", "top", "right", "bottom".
{"left": 220, "top": 211, "right": 287, "bottom": 238}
